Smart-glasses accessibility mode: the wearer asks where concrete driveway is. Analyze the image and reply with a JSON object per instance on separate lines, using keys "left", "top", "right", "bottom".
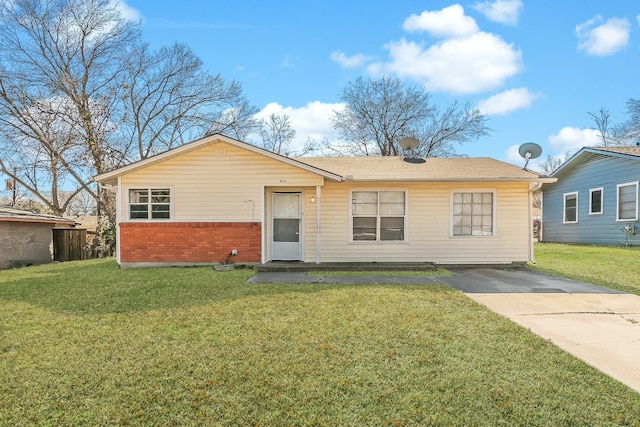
{"left": 438, "top": 268, "right": 640, "bottom": 393}
{"left": 251, "top": 267, "right": 640, "bottom": 393}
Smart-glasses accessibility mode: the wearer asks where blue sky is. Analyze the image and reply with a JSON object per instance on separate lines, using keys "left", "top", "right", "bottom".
{"left": 122, "top": 0, "right": 640, "bottom": 169}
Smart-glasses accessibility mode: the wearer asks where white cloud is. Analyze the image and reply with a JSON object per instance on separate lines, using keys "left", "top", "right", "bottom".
{"left": 477, "top": 87, "right": 539, "bottom": 115}
{"left": 548, "top": 127, "right": 601, "bottom": 153}
{"left": 254, "top": 101, "right": 345, "bottom": 153}
{"left": 112, "top": 1, "right": 142, "bottom": 22}
{"left": 576, "top": 15, "right": 630, "bottom": 56}
{"left": 472, "top": 0, "right": 523, "bottom": 26}
{"left": 330, "top": 51, "right": 372, "bottom": 68}
{"left": 369, "top": 33, "right": 522, "bottom": 94}
{"left": 403, "top": 4, "right": 479, "bottom": 38}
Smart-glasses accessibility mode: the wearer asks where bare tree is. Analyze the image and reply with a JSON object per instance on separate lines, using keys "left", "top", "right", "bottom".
{"left": 617, "top": 98, "right": 640, "bottom": 146}
{"left": 537, "top": 153, "right": 570, "bottom": 175}
{"left": 208, "top": 100, "right": 260, "bottom": 142}
{"left": 0, "top": 0, "right": 139, "bottom": 215}
{"left": 0, "top": 0, "right": 257, "bottom": 220}
{"left": 258, "top": 113, "right": 296, "bottom": 155}
{"left": 62, "top": 189, "right": 97, "bottom": 216}
{"left": 330, "top": 76, "right": 491, "bottom": 157}
{"left": 588, "top": 107, "right": 612, "bottom": 146}
{"left": 122, "top": 42, "right": 257, "bottom": 160}
{"left": 587, "top": 107, "right": 630, "bottom": 147}
{"left": 414, "top": 101, "right": 491, "bottom": 157}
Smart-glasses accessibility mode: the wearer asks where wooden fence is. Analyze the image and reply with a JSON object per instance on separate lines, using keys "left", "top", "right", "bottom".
{"left": 53, "top": 228, "right": 87, "bottom": 262}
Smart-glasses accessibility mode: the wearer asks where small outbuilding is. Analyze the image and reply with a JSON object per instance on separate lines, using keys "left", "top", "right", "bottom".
{"left": 0, "top": 206, "right": 77, "bottom": 269}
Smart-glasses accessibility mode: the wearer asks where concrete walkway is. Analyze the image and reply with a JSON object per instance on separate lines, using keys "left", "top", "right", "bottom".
{"left": 250, "top": 268, "right": 640, "bottom": 393}
{"left": 437, "top": 268, "right": 640, "bottom": 393}
{"left": 467, "top": 292, "right": 640, "bottom": 393}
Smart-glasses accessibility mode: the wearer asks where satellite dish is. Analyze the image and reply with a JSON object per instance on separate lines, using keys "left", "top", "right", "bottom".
{"left": 399, "top": 137, "right": 419, "bottom": 151}
{"left": 399, "top": 137, "right": 426, "bottom": 164}
{"left": 403, "top": 157, "right": 426, "bottom": 164}
{"left": 518, "top": 142, "right": 542, "bottom": 170}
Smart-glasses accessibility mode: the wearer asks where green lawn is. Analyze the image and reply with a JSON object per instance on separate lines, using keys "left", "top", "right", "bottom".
{"left": 1, "top": 259, "right": 639, "bottom": 425}
{"left": 533, "top": 243, "right": 640, "bottom": 295}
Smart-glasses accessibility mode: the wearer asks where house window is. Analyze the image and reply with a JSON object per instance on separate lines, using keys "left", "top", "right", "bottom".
{"left": 452, "top": 192, "right": 494, "bottom": 236}
{"left": 563, "top": 192, "right": 578, "bottom": 223}
{"left": 129, "top": 188, "right": 171, "bottom": 220}
{"left": 351, "top": 191, "right": 406, "bottom": 241}
{"left": 589, "top": 188, "right": 603, "bottom": 215}
{"left": 617, "top": 182, "right": 638, "bottom": 221}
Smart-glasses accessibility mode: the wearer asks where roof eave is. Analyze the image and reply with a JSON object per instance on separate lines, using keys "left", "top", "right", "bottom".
{"left": 346, "top": 177, "right": 557, "bottom": 183}
{"left": 0, "top": 217, "right": 75, "bottom": 224}
{"left": 551, "top": 146, "right": 640, "bottom": 178}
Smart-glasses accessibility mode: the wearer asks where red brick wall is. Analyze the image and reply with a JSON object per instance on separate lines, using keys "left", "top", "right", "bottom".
{"left": 119, "top": 222, "right": 261, "bottom": 263}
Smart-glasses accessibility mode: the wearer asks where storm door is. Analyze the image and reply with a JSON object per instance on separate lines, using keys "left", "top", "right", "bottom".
{"left": 271, "top": 192, "right": 302, "bottom": 261}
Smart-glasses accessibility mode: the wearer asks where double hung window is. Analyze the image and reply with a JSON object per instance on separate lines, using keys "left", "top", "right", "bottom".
{"left": 129, "top": 188, "right": 171, "bottom": 220}
{"left": 351, "top": 191, "right": 406, "bottom": 241}
{"left": 589, "top": 188, "right": 603, "bottom": 215}
{"left": 563, "top": 192, "right": 578, "bottom": 223}
{"left": 617, "top": 182, "right": 638, "bottom": 221}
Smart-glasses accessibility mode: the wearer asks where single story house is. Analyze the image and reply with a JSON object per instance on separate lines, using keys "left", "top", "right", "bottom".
{"left": 541, "top": 146, "right": 640, "bottom": 245}
{"left": 0, "top": 206, "right": 77, "bottom": 269}
{"left": 93, "top": 134, "right": 554, "bottom": 268}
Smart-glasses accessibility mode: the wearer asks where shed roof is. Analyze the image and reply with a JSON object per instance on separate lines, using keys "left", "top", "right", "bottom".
{"left": 0, "top": 206, "right": 76, "bottom": 225}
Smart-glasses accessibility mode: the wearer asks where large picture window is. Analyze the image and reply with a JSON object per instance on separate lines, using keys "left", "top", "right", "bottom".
{"left": 617, "top": 182, "right": 638, "bottom": 221}
{"left": 452, "top": 192, "right": 494, "bottom": 236}
{"left": 129, "top": 188, "right": 171, "bottom": 220}
{"left": 351, "top": 191, "right": 406, "bottom": 241}
{"left": 563, "top": 192, "right": 578, "bottom": 224}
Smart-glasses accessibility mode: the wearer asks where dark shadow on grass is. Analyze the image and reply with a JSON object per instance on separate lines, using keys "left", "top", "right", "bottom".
{"left": 0, "top": 259, "right": 455, "bottom": 315}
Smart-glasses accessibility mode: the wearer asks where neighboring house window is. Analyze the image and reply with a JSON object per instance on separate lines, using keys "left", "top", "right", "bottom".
{"left": 452, "top": 192, "right": 494, "bottom": 236}
{"left": 563, "top": 192, "right": 578, "bottom": 223}
{"left": 351, "top": 191, "right": 406, "bottom": 241}
{"left": 589, "top": 188, "right": 603, "bottom": 215}
{"left": 617, "top": 182, "right": 638, "bottom": 221}
{"left": 129, "top": 188, "right": 171, "bottom": 220}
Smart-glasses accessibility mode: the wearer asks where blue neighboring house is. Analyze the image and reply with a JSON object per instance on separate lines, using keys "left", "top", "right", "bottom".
{"left": 541, "top": 146, "right": 640, "bottom": 245}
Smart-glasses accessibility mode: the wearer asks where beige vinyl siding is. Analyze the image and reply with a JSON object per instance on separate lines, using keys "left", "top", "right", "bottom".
{"left": 312, "top": 181, "right": 531, "bottom": 264}
{"left": 119, "top": 142, "right": 324, "bottom": 222}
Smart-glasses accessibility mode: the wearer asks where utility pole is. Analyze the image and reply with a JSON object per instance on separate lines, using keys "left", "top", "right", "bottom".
{"left": 12, "top": 167, "right": 16, "bottom": 207}
{"left": 4, "top": 168, "right": 17, "bottom": 207}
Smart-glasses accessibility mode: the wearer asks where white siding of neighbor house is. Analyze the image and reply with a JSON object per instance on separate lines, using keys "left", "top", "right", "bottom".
{"left": 118, "top": 142, "right": 324, "bottom": 223}
{"left": 306, "top": 181, "right": 531, "bottom": 264}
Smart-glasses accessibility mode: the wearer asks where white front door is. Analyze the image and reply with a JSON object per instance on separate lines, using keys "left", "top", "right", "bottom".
{"left": 271, "top": 192, "right": 302, "bottom": 261}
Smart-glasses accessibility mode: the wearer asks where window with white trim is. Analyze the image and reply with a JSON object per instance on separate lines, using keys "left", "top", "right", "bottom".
{"left": 452, "top": 192, "right": 494, "bottom": 236}
{"left": 589, "top": 188, "right": 603, "bottom": 215}
{"left": 351, "top": 191, "right": 406, "bottom": 241}
{"left": 128, "top": 188, "right": 171, "bottom": 220}
{"left": 617, "top": 182, "right": 638, "bottom": 221}
{"left": 563, "top": 192, "right": 578, "bottom": 223}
